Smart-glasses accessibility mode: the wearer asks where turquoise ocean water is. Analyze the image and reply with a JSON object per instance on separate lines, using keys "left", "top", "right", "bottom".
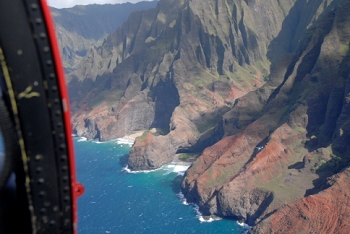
{"left": 74, "top": 138, "right": 245, "bottom": 234}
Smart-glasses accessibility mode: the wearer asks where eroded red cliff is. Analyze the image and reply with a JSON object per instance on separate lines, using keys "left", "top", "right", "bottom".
{"left": 253, "top": 169, "right": 350, "bottom": 233}
{"left": 182, "top": 0, "right": 350, "bottom": 230}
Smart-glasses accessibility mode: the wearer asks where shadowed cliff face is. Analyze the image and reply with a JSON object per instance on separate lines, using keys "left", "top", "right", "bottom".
{"left": 182, "top": 0, "right": 350, "bottom": 231}
{"left": 150, "top": 78, "right": 180, "bottom": 129}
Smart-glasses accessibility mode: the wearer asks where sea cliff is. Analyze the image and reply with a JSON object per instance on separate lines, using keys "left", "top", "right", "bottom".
{"left": 61, "top": 0, "right": 350, "bottom": 231}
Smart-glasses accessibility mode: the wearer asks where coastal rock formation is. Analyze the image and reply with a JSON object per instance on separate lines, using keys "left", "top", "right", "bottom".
{"left": 182, "top": 0, "right": 350, "bottom": 231}
{"left": 63, "top": 0, "right": 350, "bottom": 231}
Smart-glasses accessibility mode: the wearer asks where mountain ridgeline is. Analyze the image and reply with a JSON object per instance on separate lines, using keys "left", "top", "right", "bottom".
{"left": 51, "top": 0, "right": 158, "bottom": 72}
{"left": 64, "top": 0, "right": 350, "bottom": 232}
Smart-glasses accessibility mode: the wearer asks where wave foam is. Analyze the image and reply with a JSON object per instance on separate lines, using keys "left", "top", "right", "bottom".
{"left": 77, "top": 137, "right": 87, "bottom": 142}
{"left": 164, "top": 163, "right": 189, "bottom": 176}
{"left": 76, "top": 137, "right": 106, "bottom": 143}
{"left": 173, "top": 165, "right": 189, "bottom": 175}
{"left": 116, "top": 138, "right": 134, "bottom": 146}
{"left": 92, "top": 139, "right": 106, "bottom": 144}
{"left": 122, "top": 162, "right": 190, "bottom": 175}
{"left": 122, "top": 165, "right": 163, "bottom": 174}
{"left": 193, "top": 205, "right": 222, "bottom": 223}
{"left": 237, "top": 221, "right": 252, "bottom": 232}
{"left": 177, "top": 192, "right": 189, "bottom": 205}
{"left": 199, "top": 216, "right": 222, "bottom": 223}
{"left": 177, "top": 192, "right": 222, "bottom": 223}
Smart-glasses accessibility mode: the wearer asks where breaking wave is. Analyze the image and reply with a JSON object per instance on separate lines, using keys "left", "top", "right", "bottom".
{"left": 77, "top": 137, "right": 87, "bottom": 142}
{"left": 177, "top": 192, "right": 222, "bottom": 223}
{"left": 177, "top": 192, "right": 189, "bottom": 205}
{"left": 92, "top": 139, "right": 107, "bottom": 144}
{"left": 116, "top": 138, "right": 134, "bottom": 146}
{"left": 194, "top": 205, "right": 222, "bottom": 223}
{"left": 122, "top": 165, "right": 164, "bottom": 174}
{"left": 237, "top": 221, "right": 252, "bottom": 233}
{"left": 122, "top": 162, "right": 190, "bottom": 175}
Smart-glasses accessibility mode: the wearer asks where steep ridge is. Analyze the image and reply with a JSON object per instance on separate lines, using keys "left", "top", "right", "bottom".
{"left": 182, "top": 0, "right": 350, "bottom": 231}
{"left": 51, "top": 1, "right": 158, "bottom": 71}
{"left": 69, "top": 0, "right": 306, "bottom": 168}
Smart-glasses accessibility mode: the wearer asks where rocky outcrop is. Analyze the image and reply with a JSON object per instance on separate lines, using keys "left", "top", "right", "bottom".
{"left": 182, "top": 0, "right": 350, "bottom": 230}
{"left": 128, "top": 132, "right": 174, "bottom": 170}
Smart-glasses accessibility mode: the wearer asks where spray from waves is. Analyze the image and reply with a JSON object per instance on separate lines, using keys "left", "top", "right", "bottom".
{"left": 177, "top": 192, "right": 189, "bottom": 205}
{"left": 163, "top": 164, "right": 190, "bottom": 176}
{"left": 172, "top": 165, "right": 190, "bottom": 176}
{"left": 236, "top": 221, "right": 252, "bottom": 233}
{"left": 194, "top": 204, "right": 222, "bottom": 223}
{"left": 176, "top": 192, "right": 222, "bottom": 223}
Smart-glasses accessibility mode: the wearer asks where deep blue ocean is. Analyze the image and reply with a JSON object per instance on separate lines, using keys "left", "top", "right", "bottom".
{"left": 74, "top": 138, "right": 244, "bottom": 234}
